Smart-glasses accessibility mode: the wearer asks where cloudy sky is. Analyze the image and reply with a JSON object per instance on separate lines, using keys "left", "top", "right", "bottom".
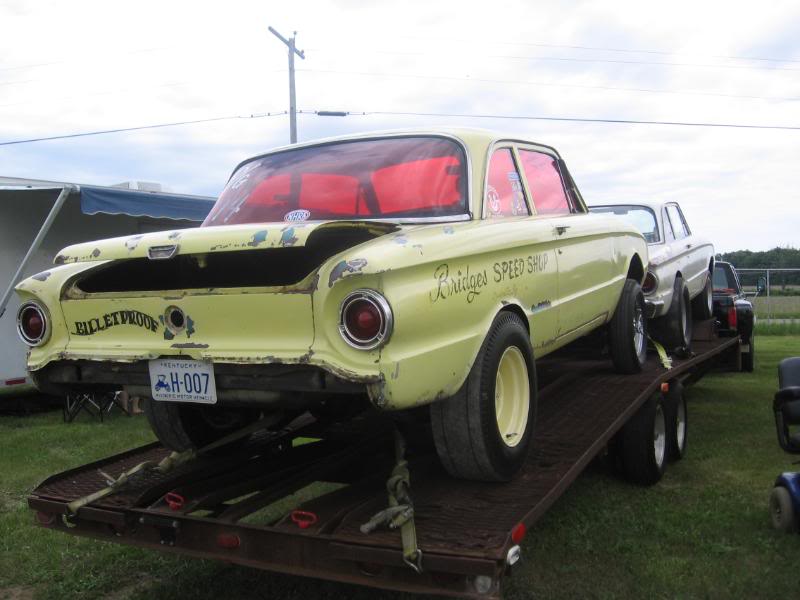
{"left": 1, "top": 0, "right": 798, "bottom": 252}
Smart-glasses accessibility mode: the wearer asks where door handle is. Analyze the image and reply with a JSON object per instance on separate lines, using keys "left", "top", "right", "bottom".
{"left": 555, "top": 225, "right": 570, "bottom": 235}
{"left": 686, "top": 243, "right": 692, "bottom": 249}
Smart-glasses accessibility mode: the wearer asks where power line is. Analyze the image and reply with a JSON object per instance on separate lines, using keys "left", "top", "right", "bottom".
{"left": 299, "top": 109, "right": 800, "bottom": 131}
{"left": 0, "top": 112, "right": 286, "bottom": 146}
{"left": 308, "top": 47, "right": 800, "bottom": 72}
{"left": 299, "top": 68, "right": 799, "bottom": 103}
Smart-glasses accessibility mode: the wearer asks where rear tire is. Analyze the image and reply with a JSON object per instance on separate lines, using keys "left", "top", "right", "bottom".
{"left": 608, "top": 278, "right": 648, "bottom": 374}
{"left": 664, "top": 382, "right": 688, "bottom": 461}
{"left": 618, "top": 393, "right": 667, "bottom": 486}
{"left": 431, "top": 312, "right": 537, "bottom": 482}
{"left": 742, "top": 336, "right": 755, "bottom": 372}
{"left": 654, "top": 276, "right": 692, "bottom": 354}
{"left": 770, "top": 486, "right": 797, "bottom": 533}
{"left": 144, "top": 399, "right": 260, "bottom": 452}
{"left": 692, "top": 273, "right": 713, "bottom": 320}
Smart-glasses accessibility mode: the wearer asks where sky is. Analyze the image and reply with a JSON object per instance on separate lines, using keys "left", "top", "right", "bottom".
{"left": 1, "top": 0, "right": 798, "bottom": 253}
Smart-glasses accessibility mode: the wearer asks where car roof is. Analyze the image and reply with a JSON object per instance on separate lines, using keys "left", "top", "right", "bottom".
{"left": 588, "top": 199, "right": 677, "bottom": 211}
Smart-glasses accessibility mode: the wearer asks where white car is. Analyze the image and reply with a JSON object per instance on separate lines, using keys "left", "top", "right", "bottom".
{"left": 589, "top": 201, "right": 715, "bottom": 352}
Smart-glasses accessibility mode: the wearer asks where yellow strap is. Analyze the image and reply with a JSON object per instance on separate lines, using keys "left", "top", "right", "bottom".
{"left": 649, "top": 336, "right": 672, "bottom": 370}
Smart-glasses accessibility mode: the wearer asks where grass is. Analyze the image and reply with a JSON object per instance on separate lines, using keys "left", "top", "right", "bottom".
{"left": 753, "top": 295, "right": 800, "bottom": 318}
{"left": 755, "top": 321, "right": 800, "bottom": 336}
{"left": 2, "top": 337, "right": 800, "bottom": 599}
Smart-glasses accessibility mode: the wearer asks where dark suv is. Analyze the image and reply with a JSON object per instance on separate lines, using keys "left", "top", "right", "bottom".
{"left": 712, "top": 261, "right": 755, "bottom": 371}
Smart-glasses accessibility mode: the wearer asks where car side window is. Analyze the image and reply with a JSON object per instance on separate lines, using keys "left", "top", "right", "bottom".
{"left": 485, "top": 148, "right": 529, "bottom": 218}
{"left": 518, "top": 149, "right": 571, "bottom": 215}
{"left": 662, "top": 208, "right": 676, "bottom": 242}
{"left": 665, "top": 205, "right": 687, "bottom": 240}
{"left": 675, "top": 205, "right": 692, "bottom": 236}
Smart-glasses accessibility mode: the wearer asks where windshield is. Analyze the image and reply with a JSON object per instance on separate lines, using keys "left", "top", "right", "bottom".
{"left": 203, "top": 136, "right": 468, "bottom": 226}
{"left": 589, "top": 205, "right": 660, "bottom": 243}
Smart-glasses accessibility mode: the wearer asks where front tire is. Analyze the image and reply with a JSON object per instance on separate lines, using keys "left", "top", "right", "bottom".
{"left": 144, "top": 399, "right": 260, "bottom": 452}
{"left": 608, "top": 278, "right": 648, "bottom": 374}
{"left": 770, "top": 486, "right": 797, "bottom": 533}
{"left": 431, "top": 312, "right": 537, "bottom": 482}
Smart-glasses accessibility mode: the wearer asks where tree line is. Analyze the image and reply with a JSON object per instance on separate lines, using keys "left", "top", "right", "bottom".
{"left": 719, "top": 246, "right": 800, "bottom": 288}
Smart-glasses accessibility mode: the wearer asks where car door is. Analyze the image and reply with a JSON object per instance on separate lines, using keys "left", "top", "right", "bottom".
{"left": 484, "top": 146, "right": 559, "bottom": 350}
{"left": 516, "top": 147, "right": 616, "bottom": 340}
{"left": 671, "top": 204, "right": 707, "bottom": 296}
{"left": 664, "top": 203, "right": 695, "bottom": 291}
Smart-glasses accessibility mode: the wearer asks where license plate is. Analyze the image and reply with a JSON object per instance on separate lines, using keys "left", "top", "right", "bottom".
{"left": 148, "top": 359, "right": 217, "bottom": 404}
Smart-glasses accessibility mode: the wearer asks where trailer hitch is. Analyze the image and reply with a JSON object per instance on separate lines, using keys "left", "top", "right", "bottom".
{"left": 360, "top": 428, "right": 423, "bottom": 574}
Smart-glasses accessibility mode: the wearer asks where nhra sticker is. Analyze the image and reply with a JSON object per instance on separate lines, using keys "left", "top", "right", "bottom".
{"left": 284, "top": 209, "right": 311, "bottom": 222}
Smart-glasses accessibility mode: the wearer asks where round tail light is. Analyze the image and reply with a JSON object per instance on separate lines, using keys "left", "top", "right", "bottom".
{"left": 339, "top": 290, "right": 393, "bottom": 350}
{"left": 17, "top": 301, "right": 49, "bottom": 346}
{"left": 642, "top": 271, "right": 658, "bottom": 295}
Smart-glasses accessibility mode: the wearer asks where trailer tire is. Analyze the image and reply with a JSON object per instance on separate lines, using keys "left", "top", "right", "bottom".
{"left": 654, "top": 275, "right": 692, "bottom": 354}
{"left": 618, "top": 392, "right": 667, "bottom": 486}
{"left": 431, "top": 312, "right": 537, "bottom": 482}
{"left": 664, "top": 382, "right": 688, "bottom": 461}
{"left": 144, "top": 399, "right": 260, "bottom": 452}
{"left": 741, "top": 336, "right": 755, "bottom": 372}
{"left": 770, "top": 486, "right": 797, "bottom": 533}
{"left": 692, "top": 273, "right": 713, "bottom": 320}
{"left": 608, "top": 278, "right": 648, "bottom": 374}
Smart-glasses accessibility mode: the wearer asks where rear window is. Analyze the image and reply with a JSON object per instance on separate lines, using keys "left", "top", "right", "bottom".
{"left": 590, "top": 205, "right": 660, "bottom": 243}
{"left": 713, "top": 265, "right": 738, "bottom": 292}
{"left": 203, "top": 137, "right": 468, "bottom": 226}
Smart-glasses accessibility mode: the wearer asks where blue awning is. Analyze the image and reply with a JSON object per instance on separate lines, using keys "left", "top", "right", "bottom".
{"left": 80, "top": 185, "right": 215, "bottom": 222}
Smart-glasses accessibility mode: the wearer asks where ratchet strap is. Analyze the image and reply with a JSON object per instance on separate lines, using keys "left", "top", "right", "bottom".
{"left": 66, "top": 412, "right": 315, "bottom": 517}
{"left": 648, "top": 336, "right": 672, "bottom": 370}
{"left": 360, "top": 429, "right": 423, "bottom": 574}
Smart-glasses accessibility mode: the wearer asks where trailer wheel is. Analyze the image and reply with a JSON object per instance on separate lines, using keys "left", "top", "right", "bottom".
{"left": 691, "top": 273, "right": 713, "bottom": 320}
{"left": 769, "top": 486, "right": 797, "bottom": 533}
{"left": 654, "top": 276, "right": 692, "bottom": 354}
{"left": 608, "top": 278, "right": 648, "bottom": 374}
{"left": 431, "top": 312, "right": 537, "bottom": 482}
{"left": 664, "top": 382, "right": 688, "bottom": 461}
{"left": 618, "top": 392, "right": 667, "bottom": 485}
{"left": 144, "top": 399, "right": 260, "bottom": 452}
{"left": 741, "top": 336, "right": 755, "bottom": 372}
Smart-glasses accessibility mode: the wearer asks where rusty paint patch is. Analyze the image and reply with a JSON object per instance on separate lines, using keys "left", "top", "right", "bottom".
{"left": 532, "top": 300, "right": 552, "bottom": 313}
{"left": 90, "top": 248, "right": 101, "bottom": 258}
{"left": 168, "top": 231, "right": 182, "bottom": 241}
{"left": 54, "top": 255, "right": 67, "bottom": 265}
{"left": 125, "top": 235, "right": 143, "bottom": 252}
{"left": 31, "top": 271, "right": 51, "bottom": 282}
{"left": 247, "top": 230, "right": 268, "bottom": 247}
{"left": 443, "top": 226, "right": 455, "bottom": 235}
{"left": 171, "top": 342, "right": 209, "bottom": 349}
{"left": 186, "top": 316, "right": 195, "bottom": 337}
{"left": 391, "top": 362, "right": 401, "bottom": 380}
{"left": 328, "top": 258, "right": 368, "bottom": 287}
{"left": 392, "top": 234, "right": 408, "bottom": 245}
{"left": 279, "top": 226, "right": 298, "bottom": 247}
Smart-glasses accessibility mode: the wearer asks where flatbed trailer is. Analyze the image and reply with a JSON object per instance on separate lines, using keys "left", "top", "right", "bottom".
{"left": 27, "top": 323, "right": 741, "bottom": 599}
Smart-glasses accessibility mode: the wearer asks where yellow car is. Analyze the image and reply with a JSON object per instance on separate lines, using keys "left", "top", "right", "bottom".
{"left": 16, "top": 129, "right": 648, "bottom": 481}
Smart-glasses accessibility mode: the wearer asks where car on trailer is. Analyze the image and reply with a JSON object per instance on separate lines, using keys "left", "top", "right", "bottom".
{"left": 16, "top": 128, "right": 648, "bottom": 482}
{"left": 712, "top": 260, "right": 755, "bottom": 371}
{"left": 589, "top": 200, "right": 715, "bottom": 353}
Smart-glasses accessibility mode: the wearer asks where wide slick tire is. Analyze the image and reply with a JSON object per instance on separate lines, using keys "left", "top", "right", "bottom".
{"left": 144, "top": 399, "right": 260, "bottom": 452}
{"left": 431, "top": 312, "right": 537, "bottom": 482}
{"left": 654, "top": 276, "right": 692, "bottom": 354}
{"left": 692, "top": 273, "right": 713, "bottom": 320}
{"left": 608, "top": 278, "right": 648, "bottom": 374}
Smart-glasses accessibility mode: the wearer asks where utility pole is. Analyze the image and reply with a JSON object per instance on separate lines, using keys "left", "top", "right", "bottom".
{"left": 268, "top": 26, "right": 305, "bottom": 144}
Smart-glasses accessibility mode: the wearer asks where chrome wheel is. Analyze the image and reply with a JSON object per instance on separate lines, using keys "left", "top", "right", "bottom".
{"left": 681, "top": 295, "right": 689, "bottom": 340}
{"left": 633, "top": 301, "right": 646, "bottom": 356}
{"left": 654, "top": 403, "right": 666, "bottom": 468}
{"left": 495, "top": 346, "right": 530, "bottom": 448}
{"left": 705, "top": 278, "right": 713, "bottom": 314}
{"left": 675, "top": 397, "right": 687, "bottom": 452}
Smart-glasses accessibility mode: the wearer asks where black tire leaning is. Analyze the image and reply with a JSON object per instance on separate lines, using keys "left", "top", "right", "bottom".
{"left": 769, "top": 486, "right": 797, "bottom": 533}
{"left": 654, "top": 276, "right": 692, "bottom": 354}
{"left": 430, "top": 312, "right": 537, "bottom": 482}
{"left": 691, "top": 273, "right": 713, "bottom": 320}
{"left": 608, "top": 278, "right": 648, "bottom": 374}
{"left": 664, "top": 381, "right": 688, "bottom": 461}
{"left": 618, "top": 392, "right": 668, "bottom": 486}
{"left": 741, "top": 336, "right": 755, "bottom": 372}
{"left": 144, "top": 399, "right": 259, "bottom": 452}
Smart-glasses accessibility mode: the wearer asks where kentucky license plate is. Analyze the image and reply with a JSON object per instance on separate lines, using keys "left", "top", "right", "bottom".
{"left": 148, "top": 359, "right": 217, "bottom": 404}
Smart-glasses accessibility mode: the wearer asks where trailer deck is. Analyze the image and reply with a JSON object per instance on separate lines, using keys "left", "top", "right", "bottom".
{"left": 28, "top": 328, "right": 740, "bottom": 598}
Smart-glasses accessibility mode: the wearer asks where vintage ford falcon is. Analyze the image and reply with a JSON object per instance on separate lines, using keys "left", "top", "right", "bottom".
{"left": 16, "top": 129, "right": 648, "bottom": 481}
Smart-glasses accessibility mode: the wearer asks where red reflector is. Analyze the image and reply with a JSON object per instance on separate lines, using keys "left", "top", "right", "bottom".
{"left": 345, "top": 299, "right": 381, "bottom": 342}
{"left": 511, "top": 522, "right": 526, "bottom": 544}
{"left": 4, "top": 378, "right": 26, "bottom": 386}
{"left": 35, "top": 511, "right": 56, "bottom": 526}
{"left": 290, "top": 510, "right": 319, "bottom": 529}
{"left": 660, "top": 382, "right": 670, "bottom": 393}
{"left": 728, "top": 307, "right": 737, "bottom": 329}
{"left": 20, "top": 306, "right": 44, "bottom": 340}
{"left": 165, "top": 491, "right": 185, "bottom": 511}
{"left": 216, "top": 533, "right": 241, "bottom": 549}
